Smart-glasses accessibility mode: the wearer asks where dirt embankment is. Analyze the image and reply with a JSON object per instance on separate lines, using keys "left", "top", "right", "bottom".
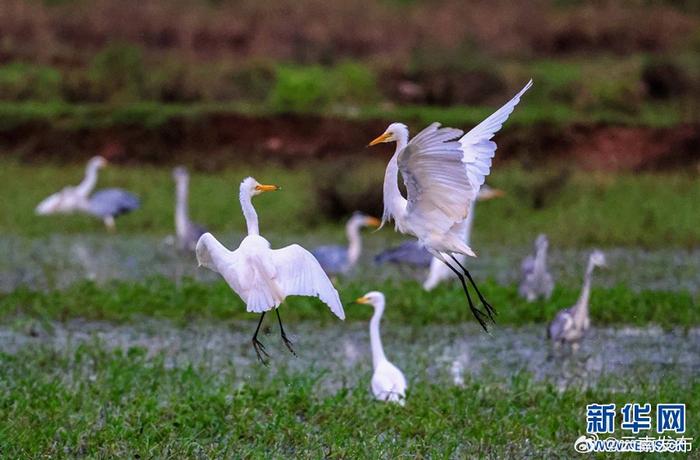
{"left": 2, "top": 114, "right": 698, "bottom": 171}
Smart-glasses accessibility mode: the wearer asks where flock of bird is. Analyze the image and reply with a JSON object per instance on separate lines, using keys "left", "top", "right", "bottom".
{"left": 33, "top": 79, "right": 609, "bottom": 404}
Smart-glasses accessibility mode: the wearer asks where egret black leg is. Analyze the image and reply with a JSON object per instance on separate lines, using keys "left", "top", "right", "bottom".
{"left": 448, "top": 254, "right": 497, "bottom": 321}
{"left": 276, "top": 309, "right": 297, "bottom": 356}
{"left": 440, "top": 258, "right": 491, "bottom": 332}
{"left": 252, "top": 312, "right": 270, "bottom": 365}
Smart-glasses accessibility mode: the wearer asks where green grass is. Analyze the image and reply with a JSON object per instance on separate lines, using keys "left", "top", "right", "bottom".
{"left": 2, "top": 160, "right": 699, "bottom": 248}
{"left": 2, "top": 277, "right": 697, "bottom": 327}
{"left": 0, "top": 345, "right": 696, "bottom": 457}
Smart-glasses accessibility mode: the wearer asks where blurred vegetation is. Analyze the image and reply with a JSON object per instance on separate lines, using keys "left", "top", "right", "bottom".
{"left": 0, "top": 160, "right": 699, "bottom": 248}
{"left": 1, "top": 276, "right": 697, "bottom": 327}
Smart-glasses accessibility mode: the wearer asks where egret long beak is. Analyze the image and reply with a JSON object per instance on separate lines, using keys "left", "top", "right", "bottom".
{"left": 255, "top": 184, "right": 280, "bottom": 193}
{"left": 364, "top": 216, "right": 381, "bottom": 227}
{"left": 354, "top": 296, "right": 370, "bottom": 304}
{"left": 488, "top": 188, "right": 506, "bottom": 199}
{"left": 368, "top": 132, "right": 392, "bottom": 146}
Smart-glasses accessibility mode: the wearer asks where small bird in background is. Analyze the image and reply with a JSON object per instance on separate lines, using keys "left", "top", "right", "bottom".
{"left": 519, "top": 234, "right": 555, "bottom": 302}
{"left": 355, "top": 291, "right": 407, "bottom": 405}
{"left": 173, "top": 166, "right": 207, "bottom": 251}
{"left": 312, "top": 212, "right": 381, "bottom": 276}
{"left": 548, "top": 250, "right": 607, "bottom": 350}
{"left": 196, "top": 177, "right": 344, "bottom": 364}
{"left": 35, "top": 156, "right": 140, "bottom": 231}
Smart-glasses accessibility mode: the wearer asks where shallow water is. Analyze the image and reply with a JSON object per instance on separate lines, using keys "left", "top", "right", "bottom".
{"left": 1, "top": 233, "right": 699, "bottom": 293}
{"left": 1, "top": 320, "right": 697, "bottom": 392}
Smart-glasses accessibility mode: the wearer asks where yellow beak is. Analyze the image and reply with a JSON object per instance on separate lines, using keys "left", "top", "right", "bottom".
{"left": 355, "top": 296, "right": 370, "bottom": 304}
{"left": 368, "top": 132, "right": 392, "bottom": 146}
{"left": 364, "top": 216, "right": 381, "bottom": 227}
{"left": 255, "top": 184, "right": 280, "bottom": 193}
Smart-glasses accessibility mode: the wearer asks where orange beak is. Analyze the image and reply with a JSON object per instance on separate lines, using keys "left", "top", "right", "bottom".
{"left": 364, "top": 216, "right": 381, "bottom": 227}
{"left": 255, "top": 184, "right": 280, "bottom": 193}
{"left": 368, "top": 132, "right": 392, "bottom": 147}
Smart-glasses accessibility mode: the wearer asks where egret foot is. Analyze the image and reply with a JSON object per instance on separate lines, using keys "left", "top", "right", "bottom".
{"left": 276, "top": 310, "right": 297, "bottom": 356}
{"left": 441, "top": 258, "right": 493, "bottom": 332}
{"left": 449, "top": 255, "right": 497, "bottom": 321}
{"left": 251, "top": 312, "right": 270, "bottom": 365}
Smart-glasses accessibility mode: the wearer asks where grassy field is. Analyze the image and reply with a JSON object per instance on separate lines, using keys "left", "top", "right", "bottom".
{"left": 2, "top": 277, "right": 697, "bottom": 328}
{"left": 1, "top": 344, "right": 697, "bottom": 457}
{"left": 1, "top": 159, "right": 699, "bottom": 248}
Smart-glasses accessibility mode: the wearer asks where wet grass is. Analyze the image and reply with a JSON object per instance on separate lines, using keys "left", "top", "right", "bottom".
{"left": 1, "top": 277, "right": 696, "bottom": 328}
{"left": 1, "top": 160, "right": 700, "bottom": 248}
{"left": 0, "top": 345, "right": 696, "bottom": 457}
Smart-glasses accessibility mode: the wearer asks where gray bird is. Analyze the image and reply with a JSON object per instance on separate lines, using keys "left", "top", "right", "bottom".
{"left": 173, "top": 166, "right": 207, "bottom": 251}
{"left": 374, "top": 240, "right": 433, "bottom": 268}
{"left": 312, "top": 212, "right": 381, "bottom": 276}
{"left": 519, "top": 234, "right": 555, "bottom": 302}
{"left": 548, "top": 250, "right": 607, "bottom": 349}
{"left": 35, "top": 156, "right": 139, "bottom": 231}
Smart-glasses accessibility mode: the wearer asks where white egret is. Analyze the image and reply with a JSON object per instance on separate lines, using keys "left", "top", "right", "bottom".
{"left": 368, "top": 80, "right": 532, "bottom": 331}
{"left": 422, "top": 185, "right": 505, "bottom": 291}
{"left": 35, "top": 156, "right": 140, "bottom": 231}
{"left": 195, "top": 177, "right": 344, "bottom": 363}
{"left": 548, "top": 250, "right": 606, "bottom": 348}
{"left": 519, "top": 234, "right": 554, "bottom": 302}
{"left": 312, "top": 212, "right": 381, "bottom": 276}
{"left": 355, "top": 291, "right": 407, "bottom": 405}
{"left": 173, "top": 166, "right": 207, "bottom": 251}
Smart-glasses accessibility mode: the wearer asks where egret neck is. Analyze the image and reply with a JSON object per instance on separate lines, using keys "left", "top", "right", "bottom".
{"left": 382, "top": 128, "right": 409, "bottom": 228}
{"left": 175, "top": 175, "right": 190, "bottom": 239}
{"left": 76, "top": 161, "right": 100, "bottom": 197}
{"left": 572, "top": 256, "right": 595, "bottom": 326}
{"left": 346, "top": 219, "right": 363, "bottom": 267}
{"left": 369, "top": 301, "right": 388, "bottom": 369}
{"left": 240, "top": 187, "right": 260, "bottom": 236}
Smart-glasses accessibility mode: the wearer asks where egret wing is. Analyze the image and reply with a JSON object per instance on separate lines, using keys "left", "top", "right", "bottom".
{"left": 270, "top": 244, "right": 345, "bottom": 320}
{"left": 460, "top": 80, "right": 532, "bottom": 200}
{"left": 195, "top": 233, "right": 245, "bottom": 295}
{"left": 397, "top": 123, "right": 472, "bottom": 234}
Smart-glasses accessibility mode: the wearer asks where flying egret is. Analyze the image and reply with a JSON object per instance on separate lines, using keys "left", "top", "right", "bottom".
{"left": 173, "top": 166, "right": 207, "bottom": 251}
{"left": 368, "top": 80, "right": 532, "bottom": 331}
{"left": 422, "top": 185, "right": 505, "bottom": 291}
{"left": 548, "top": 250, "right": 606, "bottom": 348}
{"left": 195, "top": 177, "right": 344, "bottom": 364}
{"left": 35, "top": 156, "right": 140, "bottom": 231}
{"left": 374, "top": 185, "right": 503, "bottom": 274}
{"left": 312, "top": 212, "right": 381, "bottom": 276}
{"left": 519, "top": 234, "right": 554, "bottom": 302}
{"left": 356, "top": 291, "right": 407, "bottom": 405}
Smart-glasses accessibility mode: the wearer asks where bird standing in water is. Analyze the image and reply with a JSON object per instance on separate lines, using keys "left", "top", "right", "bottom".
{"left": 312, "top": 212, "right": 381, "bottom": 276}
{"left": 519, "top": 234, "right": 554, "bottom": 302}
{"left": 173, "top": 166, "right": 207, "bottom": 251}
{"left": 195, "top": 177, "right": 344, "bottom": 364}
{"left": 35, "top": 156, "right": 140, "bottom": 231}
{"left": 356, "top": 291, "right": 407, "bottom": 405}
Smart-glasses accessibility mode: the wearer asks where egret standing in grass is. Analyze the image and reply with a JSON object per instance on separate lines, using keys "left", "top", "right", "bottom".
{"left": 173, "top": 166, "right": 207, "bottom": 251}
{"left": 548, "top": 250, "right": 606, "bottom": 349}
{"left": 356, "top": 291, "right": 407, "bottom": 405}
{"left": 195, "top": 177, "right": 344, "bottom": 364}
{"left": 35, "top": 156, "right": 140, "bottom": 231}
{"left": 519, "top": 234, "right": 554, "bottom": 302}
{"left": 368, "top": 80, "right": 532, "bottom": 331}
{"left": 311, "top": 212, "right": 381, "bottom": 276}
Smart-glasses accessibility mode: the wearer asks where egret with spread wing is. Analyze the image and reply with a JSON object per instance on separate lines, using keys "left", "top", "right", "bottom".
{"left": 368, "top": 80, "right": 532, "bottom": 331}
{"left": 173, "top": 166, "right": 207, "bottom": 251}
{"left": 312, "top": 212, "right": 381, "bottom": 276}
{"left": 356, "top": 291, "right": 407, "bottom": 405}
{"left": 35, "top": 156, "right": 140, "bottom": 231}
{"left": 195, "top": 177, "right": 344, "bottom": 364}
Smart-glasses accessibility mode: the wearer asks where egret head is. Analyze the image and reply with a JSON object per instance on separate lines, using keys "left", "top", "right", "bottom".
{"left": 241, "top": 176, "right": 280, "bottom": 197}
{"left": 355, "top": 291, "right": 385, "bottom": 309}
{"left": 349, "top": 211, "right": 381, "bottom": 229}
{"left": 477, "top": 185, "right": 506, "bottom": 201}
{"left": 535, "top": 234, "right": 549, "bottom": 250}
{"left": 368, "top": 122, "right": 409, "bottom": 146}
{"left": 589, "top": 249, "right": 607, "bottom": 268}
{"left": 172, "top": 166, "right": 188, "bottom": 181}
{"left": 88, "top": 156, "right": 108, "bottom": 170}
